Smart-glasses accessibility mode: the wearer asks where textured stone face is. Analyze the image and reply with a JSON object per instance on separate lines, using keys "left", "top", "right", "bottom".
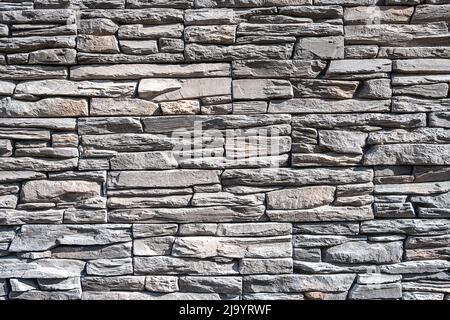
{"left": 0, "top": 1, "right": 449, "bottom": 302}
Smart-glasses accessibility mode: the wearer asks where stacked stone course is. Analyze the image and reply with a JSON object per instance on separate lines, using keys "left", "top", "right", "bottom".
{"left": 0, "top": 0, "right": 450, "bottom": 300}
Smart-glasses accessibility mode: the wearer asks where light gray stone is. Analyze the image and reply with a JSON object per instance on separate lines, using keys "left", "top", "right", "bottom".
{"left": 365, "top": 144, "right": 450, "bottom": 165}
{"left": 9, "top": 224, "right": 131, "bottom": 252}
{"left": 139, "top": 77, "right": 231, "bottom": 101}
{"left": 134, "top": 256, "right": 238, "bottom": 275}
{"left": 232, "top": 60, "right": 326, "bottom": 79}
{"left": 21, "top": 180, "right": 100, "bottom": 203}
{"left": 172, "top": 236, "right": 292, "bottom": 259}
{"left": 15, "top": 80, "right": 136, "bottom": 98}
{"left": 243, "top": 274, "right": 356, "bottom": 293}
{"left": 70, "top": 63, "right": 231, "bottom": 80}
{"left": 185, "top": 25, "right": 236, "bottom": 44}
{"left": 324, "top": 241, "right": 403, "bottom": 264}
{"left": 87, "top": 258, "right": 133, "bottom": 276}
{"left": 119, "top": 40, "right": 158, "bottom": 55}
{"left": 294, "top": 36, "right": 344, "bottom": 60}
{"left": 349, "top": 282, "right": 402, "bottom": 300}
{"left": 267, "top": 186, "right": 335, "bottom": 210}
{"left": 233, "top": 79, "right": 293, "bottom": 100}
{"left": 109, "top": 206, "right": 266, "bottom": 223}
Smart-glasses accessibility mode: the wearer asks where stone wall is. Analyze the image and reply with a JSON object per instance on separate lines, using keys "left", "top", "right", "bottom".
{"left": 0, "top": 0, "right": 450, "bottom": 300}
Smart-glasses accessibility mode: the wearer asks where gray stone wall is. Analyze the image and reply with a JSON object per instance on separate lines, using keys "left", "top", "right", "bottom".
{"left": 0, "top": 0, "right": 450, "bottom": 300}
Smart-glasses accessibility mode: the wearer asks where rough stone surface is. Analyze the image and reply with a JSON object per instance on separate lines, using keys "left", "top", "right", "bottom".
{"left": 0, "top": 2, "right": 449, "bottom": 302}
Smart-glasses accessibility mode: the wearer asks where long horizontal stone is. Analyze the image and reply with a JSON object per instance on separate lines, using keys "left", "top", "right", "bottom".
{"left": 81, "top": 291, "right": 228, "bottom": 300}
{"left": 380, "top": 260, "right": 450, "bottom": 274}
{"left": 172, "top": 236, "right": 292, "bottom": 259}
{"left": 81, "top": 276, "right": 145, "bottom": 292}
{"left": 21, "top": 180, "right": 101, "bottom": 203}
{"left": 293, "top": 113, "right": 426, "bottom": 129}
{"left": 134, "top": 256, "right": 238, "bottom": 275}
{"left": 179, "top": 276, "right": 242, "bottom": 294}
{"left": 139, "top": 77, "right": 231, "bottom": 101}
{"left": 0, "top": 118, "right": 76, "bottom": 130}
{"left": 345, "top": 22, "right": 450, "bottom": 46}
{"left": 192, "top": 192, "right": 264, "bottom": 207}
{"left": 393, "top": 74, "right": 450, "bottom": 86}
{"left": 279, "top": 5, "right": 343, "bottom": 19}
{"left": 15, "top": 80, "right": 136, "bottom": 98}
{"left": 326, "top": 59, "right": 392, "bottom": 76}
{"left": 79, "top": 118, "right": 142, "bottom": 136}
{"left": 380, "top": 47, "right": 450, "bottom": 59}
{"left": 0, "top": 98, "right": 88, "bottom": 117}
{"left": 0, "top": 209, "right": 64, "bottom": 225}
{"left": 222, "top": 167, "right": 373, "bottom": 186}
{"left": 110, "top": 151, "right": 179, "bottom": 170}
{"left": 269, "top": 99, "right": 390, "bottom": 114}
{"left": 393, "top": 83, "right": 449, "bottom": 99}
{"left": 81, "top": 134, "right": 177, "bottom": 152}
{"left": 0, "top": 171, "right": 46, "bottom": 183}
{"left": 86, "top": 258, "right": 133, "bottom": 276}
{"left": 185, "top": 25, "right": 236, "bottom": 44}
{"left": 233, "top": 79, "right": 293, "bottom": 100}
{"left": 118, "top": 24, "right": 184, "bottom": 39}
{"left": 392, "top": 96, "right": 450, "bottom": 113}
{"left": 324, "top": 241, "right": 403, "bottom": 264}
{"left": 9, "top": 224, "right": 132, "bottom": 252}
{"left": 70, "top": 63, "right": 231, "bottom": 80}
{"left": 0, "top": 129, "right": 50, "bottom": 141}
{"left": 267, "top": 186, "right": 335, "bottom": 210}
{"left": 430, "top": 112, "right": 450, "bottom": 128}
{"left": 237, "top": 23, "right": 342, "bottom": 37}
{"left": 90, "top": 98, "right": 159, "bottom": 116}
{"left": 120, "top": 40, "right": 158, "bottom": 55}
{"left": 196, "top": 0, "right": 313, "bottom": 7}
{"left": 108, "top": 195, "right": 191, "bottom": 209}
{"left": 0, "top": 258, "right": 85, "bottom": 279}
{"left": 79, "top": 18, "right": 119, "bottom": 35}
{"left": 77, "top": 53, "right": 185, "bottom": 64}
{"left": 0, "top": 9, "right": 75, "bottom": 24}
{"left": 185, "top": 43, "right": 294, "bottom": 62}
{"left": 0, "top": 35, "right": 75, "bottom": 53}
{"left": 108, "top": 206, "right": 266, "bottom": 223}
{"left": 28, "top": 48, "right": 77, "bottom": 65}
{"left": 411, "top": 4, "right": 450, "bottom": 23}
{"left": 15, "top": 147, "right": 79, "bottom": 159}
{"left": 243, "top": 274, "right": 356, "bottom": 293}
{"left": 0, "top": 158, "right": 77, "bottom": 171}
{"left": 394, "top": 59, "right": 450, "bottom": 74}
{"left": 178, "top": 155, "right": 289, "bottom": 169}
{"left": 232, "top": 60, "right": 326, "bottom": 79}
{"left": 184, "top": 8, "right": 236, "bottom": 25}
{"left": 365, "top": 144, "right": 450, "bottom": 165}
{"left": 52, "top": 243, "right": 132, "bottom": 260}
{"left": 296, "top": 31, "right": 343, "bottom": 58}
{"left": 142, "top": 114, "right": 290, "bottom": 133}
{"left": 216, "top": 222, "right": 292, "bottom": 237}
{"left": 267, "top": 206, "right": 374, "bottom": 222}
{"left": 360, "top": 219, "right": 450, "bottom": 235}
{"left": 108, "top": 170, "right": 220, "bottom": 188}
{"left": 368, "top": 128, "right": 450, "bottom": 145}
{"left": 374, "top": 182, "right": 450, "bottom": 196}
